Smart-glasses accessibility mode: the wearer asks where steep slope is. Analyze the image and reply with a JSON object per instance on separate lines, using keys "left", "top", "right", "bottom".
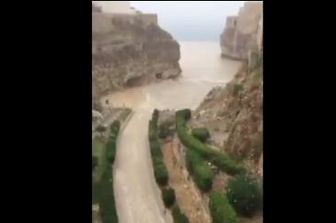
{"left": 191, "top": 52, "right": 263, "bottom": 176}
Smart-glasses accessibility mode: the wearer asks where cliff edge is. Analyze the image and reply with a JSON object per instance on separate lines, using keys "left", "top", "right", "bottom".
{"left": 191, "top": 52, "right": 263, "bottom": 177}
{"left": 220, "top": 1, "right": 262, "bottom": 60}
{"left": 92, "top": 3, "right": 181, "bottom": 107}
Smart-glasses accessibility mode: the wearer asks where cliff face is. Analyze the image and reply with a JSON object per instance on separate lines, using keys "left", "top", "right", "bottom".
{"left": 220, "top": 2, "right": 262, "bottom": 60}
{"left": 191, "top": 52, "right": 263, "bottom": 177}
{"left": 92, "top": 10, "right": 181, "bottom": 105}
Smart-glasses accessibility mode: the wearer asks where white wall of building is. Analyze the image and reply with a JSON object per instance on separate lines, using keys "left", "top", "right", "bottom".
{"left": 92, "top": 1, "right": 136, "bottom": 14}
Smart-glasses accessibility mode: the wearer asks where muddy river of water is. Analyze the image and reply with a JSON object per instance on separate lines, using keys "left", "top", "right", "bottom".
{"left": 102, "top": 41, "right": 241, "bottom": 223}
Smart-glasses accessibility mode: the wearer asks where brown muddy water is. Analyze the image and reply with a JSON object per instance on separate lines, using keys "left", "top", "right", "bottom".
{"left": 101, "top": 41, "right": 241, "bottom": 223}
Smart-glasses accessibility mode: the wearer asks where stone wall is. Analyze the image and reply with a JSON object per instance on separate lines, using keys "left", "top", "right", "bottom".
{"left": 220, "top": 1, "right": 263, "bottom": 60}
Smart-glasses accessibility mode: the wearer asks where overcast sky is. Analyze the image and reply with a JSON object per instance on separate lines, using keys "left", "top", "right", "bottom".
{"left": 131, "top": 1, "right": 245, "bottom": 41}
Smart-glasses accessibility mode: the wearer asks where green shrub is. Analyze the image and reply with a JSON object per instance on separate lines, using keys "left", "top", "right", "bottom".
{"left": 191, "top": 128, "right": 210, "bottom": 142}
{"left": 110, "top": 120, "right": 120, "bottom": 134}
{"left": 148, "top": 110, "right": 169, "bottom": 187}
{"left": 148, "top": 120, "right": 158, "bottom": 141}
{"left": 106, "top": 139, "right": 116, "bottom": 163}
{"left": 172, "top": 205, "right": 189, "bottom": 223}
{"left": 152, "top": 109, "right": 159, "bottom": 123}
{"left": 226, "top": 174, "right": 262, "bottom": 216}
{"left": 98, "top": 165, "right": 118, "bottom": 223}
{"left": 186, "top": 150, "right": 213, "bottom": 192}
{"left": 176, "top": 109, "right": 245, "bottom": 175}
{"left": 154, "top": 160, "right": 168, "bottom": 186}
{"left": 106, "top": 120, "right": 120, "bottom": 164}
{"left": 150, "top": 140, "right": 163, "bottom": 159}
{"left": 92, "top": 156, "right": 98, "bottom": 170}
{"left": 176, "top": 109, "right": 191, "bottom": 120}
{"left": 162, "top": 187, "right": 176, "bottom": 207}
{"left": 209, "top": 192, "right": 238, "bottom": 223}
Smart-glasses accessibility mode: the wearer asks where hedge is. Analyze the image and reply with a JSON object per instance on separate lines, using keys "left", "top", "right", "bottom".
{"left": 186, "top": 149, "right": 213, "bottom": 192}
{"left": 191, "top": 128, "right": 210, "bottom": 142}
{"left": 92, "top": 156, "right": 98, "bottom": 170}
{"left": 153, "top": 160, "right": 168, "bottom": 186}
{"left": 209, "top": 192, "right": 238, "bottom": 223}
{"left": 98, "top": 165, "right": 118, "bottom": 223}
{"left": 110, "top": 120, "right": 120, "bottom": 133}
{"left": 162, "top": 187, "right": 176, "bottom": 208}
{"left": 172, "top": 205, "right": 189, "bottom": 223}
{"left": 106, "top": 120, "right": 120, "bottom": 164}
{"left": 148, "top": 110, "right": 168, "bottom": 186}
{"left": 176, "top": 109, "right": 245, "bottom": 175}
{"left": 226, "top": 174, "right": 262, "bottom": 216}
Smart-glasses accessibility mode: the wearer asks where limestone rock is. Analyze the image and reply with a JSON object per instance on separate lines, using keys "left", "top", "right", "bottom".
{"left": 92, "top": 6, "right": 181, "bottom": 105}
{"left": 220, "top": 2, "right": 263, "bottom": 60}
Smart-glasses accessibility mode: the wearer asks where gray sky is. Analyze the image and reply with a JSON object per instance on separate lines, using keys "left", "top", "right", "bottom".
{"left": 131, "top": 1, "right": 245, "bottom": 41}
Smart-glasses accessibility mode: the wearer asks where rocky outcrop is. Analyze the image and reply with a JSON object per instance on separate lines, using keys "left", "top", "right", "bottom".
{"left": 191, "top": 52, "right": 263, "bottom": 177}
{"left": 220, "top": 2, "right": 262, "bottom": 60}
{"left": 92, "top": 6, "right": 181, "bottom": 105}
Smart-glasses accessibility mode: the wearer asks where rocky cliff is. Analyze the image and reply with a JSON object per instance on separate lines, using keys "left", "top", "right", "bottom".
{"left": 191, "top": 51, "right": 263, "bottom": 177}
{"left": 220, "top": 1, "right": 262, "bottom": 60}
{"left": 92, "top": 7, "right": 181, "bottom": 107}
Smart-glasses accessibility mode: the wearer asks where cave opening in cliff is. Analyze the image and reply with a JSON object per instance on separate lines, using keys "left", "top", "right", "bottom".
{"left": 155, "top": 73, "right": 162, "bottom": 79}
{"left": 125, "top": 76, "right": 144, "bottom": 87}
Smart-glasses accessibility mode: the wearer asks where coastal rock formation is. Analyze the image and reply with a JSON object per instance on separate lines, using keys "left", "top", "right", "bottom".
{"left": 220, "top": 1, "right": 262, "bottom": 60}
{"left": 92, "top": 2, "right": 181, "bottom": 105}
{"left": 191, "top": 51, "right": 263, "bottom": 177}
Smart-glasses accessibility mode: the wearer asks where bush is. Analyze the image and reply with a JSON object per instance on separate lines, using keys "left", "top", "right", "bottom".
{"left": 176, "top": 109, "right": 191, "bottom": 120}
{"left": 153, "top": 160, "right": 168, "bottom": 186}
{"left": 98, "top": 165, "right": 118, "bottom": 223}
{"left": 172, "top": 205, "right": 189, "bottom": 223}
{"left": 226, "top": 174, "right": 262, "bottom": 216}
{"left": 150, "top": 140, "right": 162, "bottom": 158}
{"left": 106, "top": 138, "right": 116, "bottom": 163}
{"left": 106, "top": 120, "right": 120, "bottom": 164}
{"left": 162, "top": 187, "right": 176, "bottom": 207}
{"left": 176, "top": 109, "right": 245, "bottom": 175}
{"left": 186, "top": 150, "right": 213, "bottom": 192}
{"left": 110, "top": 120, "right": 120, "bottom": 134}
{"left": 148, "top": 110, "right": 169, "bottom": 187}
{"left": 92, "top": 156, "right": 98, "bottom": 170}
{"left": 148, "top": 120, "right": 158, "bottom": 141}
{"left": 191, "top": 128, "right": 210, "bottom": 142}
{"left": 152, "top": 109, "right": 159, "bottom": 123}
{"left": 209, "top": 192, "right": 238, "bottom": 223}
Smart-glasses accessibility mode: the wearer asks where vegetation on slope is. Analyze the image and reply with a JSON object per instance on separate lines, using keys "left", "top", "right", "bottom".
{"left": 93, "top": 119, "right": 122, "bottom": 223}
{"left": 186, "top": 149, "right": 213, "bottom": 192}
{"left": 176, "top": 109, "right": 245, "bottom": 175}
{"left": 97, "top": 164, "right": 118, "bottom": 223}
{"left": 148, "top": 112, "right": 168, "bottom": 186}
{"left": 172, "top": 205, "right": 189, "bottom": 223}
{"left": 209, "top": 192, "right": 239, "bottom": 223}
{"left": 226, "top": 174, "right": 262, "bottom": 216}
{"left": 148, "top": 109, "right": 190, "bottom": 223}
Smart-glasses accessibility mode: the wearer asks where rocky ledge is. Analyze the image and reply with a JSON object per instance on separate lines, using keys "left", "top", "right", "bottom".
{"left": 92, "top": 8, "right": 181, "bottom": 105}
